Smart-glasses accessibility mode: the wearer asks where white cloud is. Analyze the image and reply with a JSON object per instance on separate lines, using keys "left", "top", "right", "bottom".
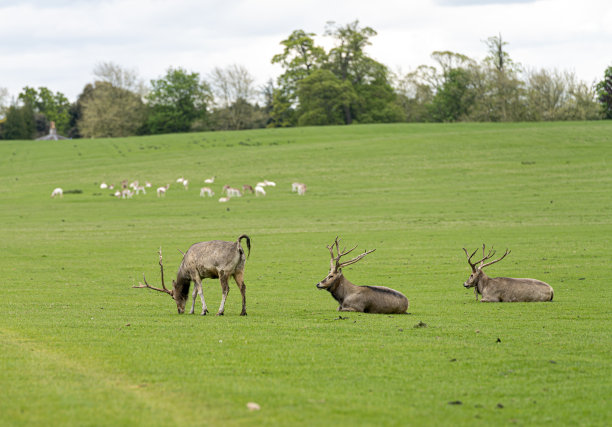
{"left": 0, "top": 0, "right": 610, "bottom": 100}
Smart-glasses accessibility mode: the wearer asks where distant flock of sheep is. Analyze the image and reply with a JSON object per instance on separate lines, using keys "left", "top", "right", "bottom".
{"left": 50, "top": 177, "right": 307, "bottom": 201}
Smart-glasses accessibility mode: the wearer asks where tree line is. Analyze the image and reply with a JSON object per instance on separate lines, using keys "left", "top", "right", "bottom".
{"left": 1, "top": 21, "right": 611, "bottom": 140}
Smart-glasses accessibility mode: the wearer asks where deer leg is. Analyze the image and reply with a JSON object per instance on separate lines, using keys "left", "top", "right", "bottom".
{"left": 189, "top": 286, "right": 197, "bottom": 314}
{"left": 193, "top": 277, "right": 208, "bottom": 315}
{"left": 217, "top": 273, "right": 230, "bottom": 316}
{"left": 233, "top": 271, "right": 247, "bottom": 316}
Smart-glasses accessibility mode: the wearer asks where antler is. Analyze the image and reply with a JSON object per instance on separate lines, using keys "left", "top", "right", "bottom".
{"left": 327, "top": 237, "right": 375, "bottom": 271}
{"left": 480, "top": 247, "right": 511, "bottom": 269}
{"left": 132, "top": 247, "right": 173, "bottom": 296}
{"left": 463, "top": 244, "right": 510, "bottom": 271}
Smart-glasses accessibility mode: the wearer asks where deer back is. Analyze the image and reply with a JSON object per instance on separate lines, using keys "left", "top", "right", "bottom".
{"left": 180, "top": 240, "right": 245, "bottom": 279}
{"left": 486, "top": 276, "right": 554, "bottom": 302}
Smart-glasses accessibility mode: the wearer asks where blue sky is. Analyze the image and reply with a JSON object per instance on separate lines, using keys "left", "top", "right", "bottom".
{"left": 1, "top": 0, "right": 610, "bottom": 101}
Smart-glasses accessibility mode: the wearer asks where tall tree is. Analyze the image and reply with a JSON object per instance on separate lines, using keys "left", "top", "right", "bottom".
{"left": 324, "top": 20, "right": 378, "bottom": 124}
{"left": 479, "top": 35, "right": 524, "bottom": 121}
{"left": 77, "top": 63, "right": 147, "bottom": 138}
{"left": 17, "top": 86, "right": 71, "bottom": 135}
{"left": 210, "top": 64, "right": 260, "bottom": 130}
{"left": 596, "top": 66, "right": 612, "bottom": 119}
{"left": 145, "top": 67, "right": 212, "bottom": 134}
{"left": 296, "top": 69, "right": 356, "bottom": 126}
{"left": 78, "top": 81, "right": 146, "bottom": 138}
{"left": 270, "top": 30, "right": 326, "bottom": 127}
{"left": 1, "top": 104, "right": 35, "bottom": 139}
{"left": 93, "top": 62, "right": 146, "bottom": 95}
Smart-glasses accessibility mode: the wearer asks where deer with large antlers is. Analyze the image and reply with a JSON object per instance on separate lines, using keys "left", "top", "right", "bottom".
{"left": 316, "top": 237, "right": 409, "bottom": 314}
{"left": 134, "top": 234, "right": 251, "bottom": 315}
{"left": 463, "top": 245, "right": 554, "bottom": 302}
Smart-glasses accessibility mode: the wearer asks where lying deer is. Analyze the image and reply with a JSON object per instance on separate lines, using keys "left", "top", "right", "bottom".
{"left": 316, "top": 237, "right": 408, "bottom": 314}
{"left": 463, "top": 245, "right": 554, "bottom": 302}
{"left": 134, "top": 234, "right": 251, "bottom": 315}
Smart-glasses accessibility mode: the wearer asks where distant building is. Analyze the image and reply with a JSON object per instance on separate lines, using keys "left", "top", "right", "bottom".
{"left": 37, "top": 121, "right": 68, "bottom": 140}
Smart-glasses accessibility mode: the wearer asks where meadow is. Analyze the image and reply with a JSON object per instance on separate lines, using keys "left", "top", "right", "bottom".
{"left": 0, "top": 122, "right": 610, "bottom": 426}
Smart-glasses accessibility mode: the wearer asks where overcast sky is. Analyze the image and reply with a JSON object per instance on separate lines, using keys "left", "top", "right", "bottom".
{"left": 1, "top": 0, "right": 611, "bottom": 102}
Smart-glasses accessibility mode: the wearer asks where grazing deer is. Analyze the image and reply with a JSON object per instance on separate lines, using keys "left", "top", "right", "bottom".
{"left": 200, "top": 187, "right": 214, "bottom": 197}
{"left": 224, "top": 186, "right": 242, "bottom": 198}
{"left": 134, "top": 235, "right": 251, "bottom": 316}
{"left": 316, "top": 237, "right": 409, "bottom": 314}
{"left": 243, "top": 184, "right": 254, "bottom": 194}
{"left": 254, "top": 185, "right": 266, "bottom": 196}
{"left": 291, "top": 182, "right": 301, "bottom": 192}
{"left": 297, "top": 183, "right": 307, "bottom": 195}
{"left": 182, "top": 179, "right": 189, "bottom": 190}
{"left": 157, "top": 184, "right": 169, "bottom": 197}
{"left": 463, "top": 245, "right": 554, "bottom": 302}
{"left": 51, "top": 188, "right": 63, "bottom": 198}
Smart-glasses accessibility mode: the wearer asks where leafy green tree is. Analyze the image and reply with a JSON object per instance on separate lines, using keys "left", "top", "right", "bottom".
{"left": 78, "top": 81, "right": 146, "bottom": 138}
{"left": 145, "top": 67, "right": 212, "bottom": 134}
{"left": 270, "top": 30, "right": 326, "bottom": 127}
{"left": 296, "top": 69, "right": 356, "bottom": 126}
{"left": 2, "top": 104, "right": 35, "bottom": 139}
{"left": 17, "top": 86, "right": 71, "bottom": 135}
{"left": 596, "top": 66, "right": 612, "bottom": 119}
{"left": 429, "top": 67, "right": 475, "bottom": 122}
{"left": 324, "top": 20, "right": 378, "bottom": 124}
{"left": 349, "top": 58, "right": 403, "bottom": 123}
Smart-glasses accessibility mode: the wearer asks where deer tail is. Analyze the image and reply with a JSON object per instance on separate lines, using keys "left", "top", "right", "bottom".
{"left": 237, "top": 234, "right": 251, "bottom": 259}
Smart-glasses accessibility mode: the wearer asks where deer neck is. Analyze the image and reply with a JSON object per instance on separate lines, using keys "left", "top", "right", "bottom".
{"left": 476, "top": 271, "right": 490, "bottom": 295}
{"left": 328, "top": 274, "right": 356, "bottom": 304}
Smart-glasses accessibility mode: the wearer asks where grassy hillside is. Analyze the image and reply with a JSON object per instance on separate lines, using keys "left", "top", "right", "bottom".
{"left": 0, "top": 122, "right": 610, "bottom": 426}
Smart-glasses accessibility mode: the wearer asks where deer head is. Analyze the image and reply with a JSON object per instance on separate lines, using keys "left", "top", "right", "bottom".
{"left": 316, "top": 237, "right": 375, "bottom": 289}
{"left": 462, "top": 244, "right": 510, "bottom": 289}
{"left": 133, "top": 248, "right": 187, "bottom": 314}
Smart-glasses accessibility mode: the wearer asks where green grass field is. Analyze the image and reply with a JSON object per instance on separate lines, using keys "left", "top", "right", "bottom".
{"left": 0, "top": 122, "right": 610, "bottom": 426}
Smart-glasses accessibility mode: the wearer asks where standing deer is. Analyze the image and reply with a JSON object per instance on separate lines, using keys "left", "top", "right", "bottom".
{"left": 463, "top": 245, "right": 554, "bottom": 302}
{"left": 134, "top": 234, "right": 251, "bottom": 315}
{"left": 316, "top": 237, "right": 409, "bottom": 314}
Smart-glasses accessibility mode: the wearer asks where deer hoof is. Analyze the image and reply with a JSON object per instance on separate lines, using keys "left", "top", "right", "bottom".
{"left": 216, "top": 312, "right": 224, "bottom": 316}
{"left": 240, "top": 311, "right": 247, "bottom": 316}
{"left": 200, "top": 310, "right": 208, "bottom": 316}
